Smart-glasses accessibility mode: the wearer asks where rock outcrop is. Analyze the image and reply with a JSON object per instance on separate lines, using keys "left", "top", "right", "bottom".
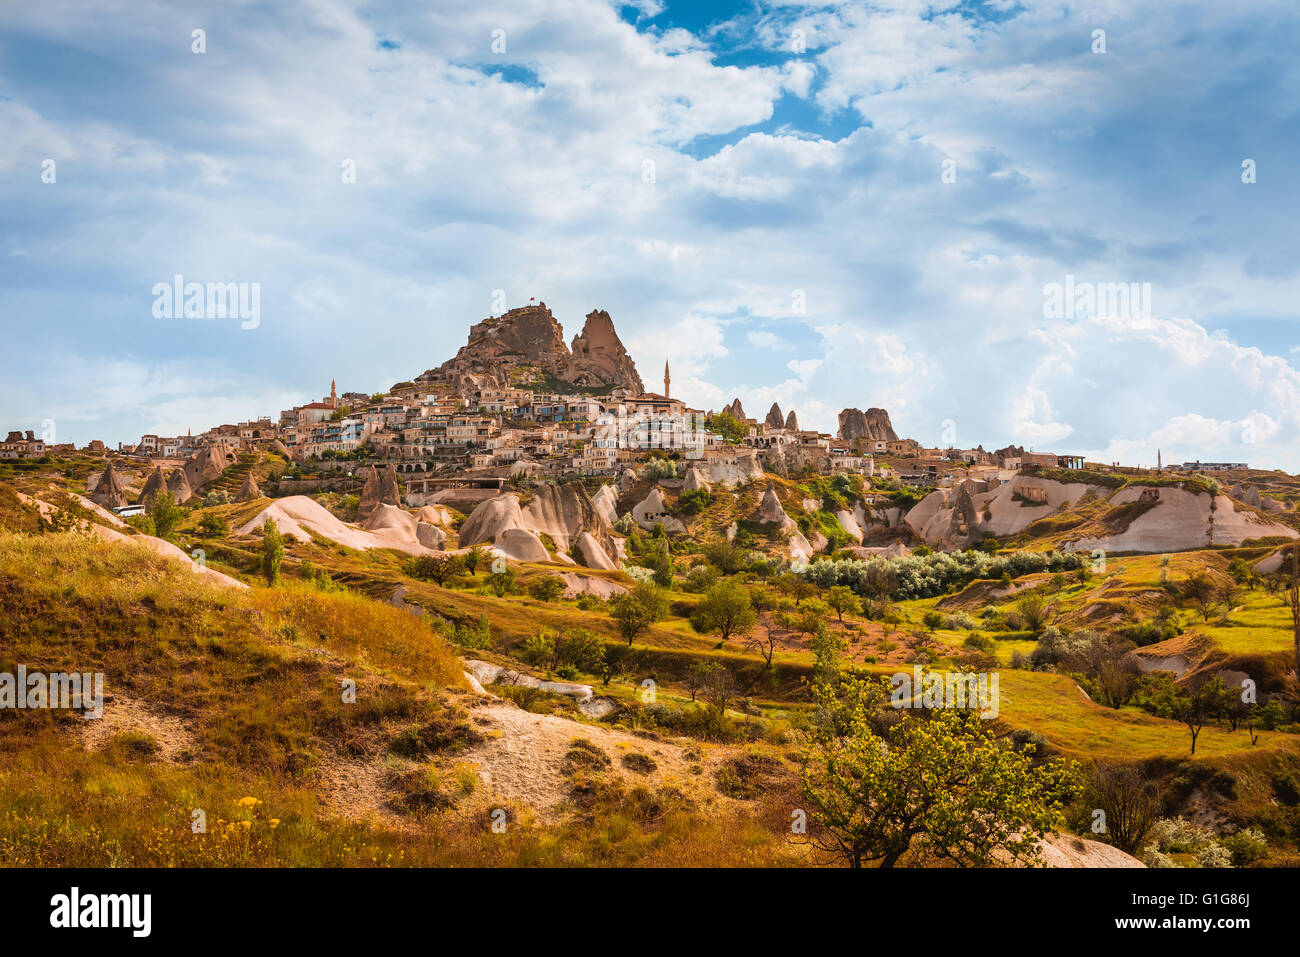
{"left": 721, "top": 398, "right": 748, "bottom": 421}
{"left": 236, "top": 471, "right": 260, "bottom": 502}
{"left": 521, "top": 482, "right": 612, "bottom": 554}
{"left": 90, "top": 462, "right": 128, "bottom": 509}
{"left": 632, "top": 487, "right": 685, "bottom": 533}
{"left": 755, "top": 486, "right": 791, "bottom": 525}
{"left": 183, "top": 444, "right": 236, "bottom": 490}
{"left": 765, "top": 403, "right": 785, "bottom": 429}
{"left": 414, "top": 303, "right": 643, "bottom": 394}
{"left": 785, "top": 409, "right": 799, "bottom": 431}
{"left": 458, "top": 494, "right": 528, "bottom": 548}
{"left": 359, "top": 466, "right": 401, "bottom": 519}
{"left": 566, "top": 309, "right": 645, "bottom": 392}
{"left": 574, "top": 530, "right": 617, "bottom": 570}
{"left": 591, "top": 484, "right": 619, "bottom": 525}
{"left": 496, "top": 528, "right": 551, "bottom": 562}
{"left": 166, "top": 468, "right": 194, "bottom": 505}
{"left": 683, "top": 467, "right": 711, "bottom": 494}
{"left": 416, "top": 521, "right": 447, "bottom": 549}
{"left": 837, "top": 407, "right": 898, "bottom": 443}
{"left": 136, "top": 467, "right": 166, "bottom": 506}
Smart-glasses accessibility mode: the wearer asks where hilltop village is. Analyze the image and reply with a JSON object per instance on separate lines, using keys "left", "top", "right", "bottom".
{"left": 13, "top": 303, "right": 1281, "bottom": 527}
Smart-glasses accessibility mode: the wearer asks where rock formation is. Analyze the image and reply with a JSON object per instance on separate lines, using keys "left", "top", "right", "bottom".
{"left": 837, "top": 407, "right": 898, "bottom": 442}
{"left": 359, "top": 465, "right": 401, "bottom": 519}
{"left": 721, "top": 398, "right": 748, "bottom": 421}
{"left": 183, "top": 444, "right": 235, "bottom": 490}
{"left": 457, "top": 494, "right": 528, "bottom": 548}
{"left": 591, "top": 484, "right": 619, "bottom": 525}
{"left": 521, "top": 482, "right": 613, "bottom": 554}
{"left": 765, "top": 403, "right": 785, "bottom": 429}
{"left": 566, "top": 309, "right": 645, "bottom": 392}
{"left": 683, "top": 467, "right": 711, "bottom": 494}
{"left": 631, "top": 487, "right": 685, "bottom": 533}
{"left": 574, "top": 530, "right": 617, "bottom": 570}
{"left": 414, "top": 302, "right": 643, "bottom": 394}
{"left": 496, "top": 528, "right": 551, "bottom": 562}
{"left": 755, "top": 486, "right": 791, "bottom": 525}
{"left": 236, "top": 471, "right": 260, "bottom": 502}
{"left": 785, "top": 409, "right": 799, "bottom": 431}
{"left": 90, "top": 462, "right": 128, "bottom": 509}
{"left": 166, "top": 468, "right": 194, "bottom": 505}
{"left": 136, "top": 467, "right": 166, "bottom": 506}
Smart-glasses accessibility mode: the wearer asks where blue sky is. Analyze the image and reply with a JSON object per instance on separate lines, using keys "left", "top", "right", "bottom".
{"left": 2, "top": 0, "right": 1299, "bottom": 469}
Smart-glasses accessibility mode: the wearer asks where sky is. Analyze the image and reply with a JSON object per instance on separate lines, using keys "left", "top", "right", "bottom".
{"left": 2, "top": 0, "right": 1299, "bottom": 469}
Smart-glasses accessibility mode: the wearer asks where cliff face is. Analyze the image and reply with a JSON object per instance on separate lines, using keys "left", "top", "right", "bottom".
{"left": 415, "top": 303, "right": 643, "bottom": 394}
{"left": 837, "top": 407, "right": 898, "bottom": 442}
{"left": 567, "top": 309, "right": 644, "bottom": 393}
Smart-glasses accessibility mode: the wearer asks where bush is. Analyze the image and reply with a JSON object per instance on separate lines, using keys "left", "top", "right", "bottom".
{"left": 1219, "top": 827, "right": 1268, "bottom": 867}
{"left": 527, "top": 575, "right": 565, "bottom": 602}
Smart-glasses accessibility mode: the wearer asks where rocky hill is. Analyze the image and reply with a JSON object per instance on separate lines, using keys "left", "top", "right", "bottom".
{"left": 838, "top": 407, "right": 898, "bottom": 442}
{"left": 414, "top": 303, "right": 643, "bottom": 394}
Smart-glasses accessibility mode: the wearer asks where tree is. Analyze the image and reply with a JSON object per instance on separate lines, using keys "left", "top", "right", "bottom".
{"left": 801, "top": 705, "right": 1076, "bottom": 868}
{"left": 147, "top": 490, "right": 184, "bottom": 542}
{"left": 685, "top": 660, "right": 717, "bottom": 702}
{"left": 487, "top": 567, "right": 516, "bottom": 597}
{"left": 1086, "top": 762, "right": 1159, "bottom": 854}
{"left": 464, "top": 545, "right": 486, "bottom": 575}
{"left": 1216, "top": 576, "right": 1242, "bottom": 619}
{"left": 773, "top": 572, "right": 816, "bottom": 606}
{"left": 261, "top": 517, "right": 283, "bottom": 586}
{"left": 527, "top": 575, "right": 565, "bottom": 602}
{"left": 826, "top": 585, "right": 861, "bottom": 624}
{"left": 704, "top": 537, "right": 748, "bottom": 575}
{"left": 406, "top": 554, "right": 464, "bottom": 586}
{"left": 609, "top": 582, "right": 669, "bottom": 645}
{"left": 198, "top": 511, "right": 228, "bottom": 537}
{"left": 922, "top": 610, "right": 944, "bottom": 633}
{"left": 701, "top": 665, "right": 737, "bottom": 716}
{"left": 691, "top": 579, "right": 757, "bottom": 644}
{"left": 1141, "top": 673, "right": 1228, "bottom": 754}
{"left": 1182, "top": 569, "right": 1220, "bottom": 622}
{"left": 1016, "top": 593, "right": 1053, "bottom": 634}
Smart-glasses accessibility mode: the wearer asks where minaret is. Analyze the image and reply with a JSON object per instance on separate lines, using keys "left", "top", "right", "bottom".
{"left": 330, "top": 379, "right": 338, "bottom": 408}
{"left": 663, "top": 360, "right": 670, "bottom": 399}
{"left": 1157, "top": 449, "right": 1162, "bottom": 470}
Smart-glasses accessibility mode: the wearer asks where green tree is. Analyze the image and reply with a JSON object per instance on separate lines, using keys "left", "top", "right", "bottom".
{"left": 922, "top": 610, "right": 944, "bottom": 633}
{"left": 261, "top": 517, "right": 284, "bottom": 586}
{"left": 826, "top": 585, "right": 861, "bottom": 624}
{"left": 197, "top": 511, "right": 228, "bottom": 537}
{"left": 487, "top": 567, "right": 516, "bottom": 597}
{"left": 801, "top": 696, "right": 1076, "bottom": 868}
{"left": 691, "top": 579, "right": 758, "bottom": 644}
{"left": 527, "top": 575, "right": 565, "bottom": 602}
{"left": 464, "top": 545, "right": 486, "bottom": 575}
{"left": 147, "top": 490, "right": 184, "bottom": 542}
{"left": 608, "top": 581, "right": 669, "bottom": 645}
{"left": 406, "top": 554, "right": 464, "bottom": 586}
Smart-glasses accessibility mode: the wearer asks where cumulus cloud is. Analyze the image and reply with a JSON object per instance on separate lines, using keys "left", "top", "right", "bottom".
{"left": 1, "top": 0, "right": 1299, "bottom": 470}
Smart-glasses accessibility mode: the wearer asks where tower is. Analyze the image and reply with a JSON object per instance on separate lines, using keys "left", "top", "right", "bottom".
{"left": 330, "top": 379, "right": 337, "bottom": 408}
{"left": 663, "top": 360, "right": 670, "bottom": 399}
{"left": 1157, "top": 449, "right": 1162, "bottom": 470}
